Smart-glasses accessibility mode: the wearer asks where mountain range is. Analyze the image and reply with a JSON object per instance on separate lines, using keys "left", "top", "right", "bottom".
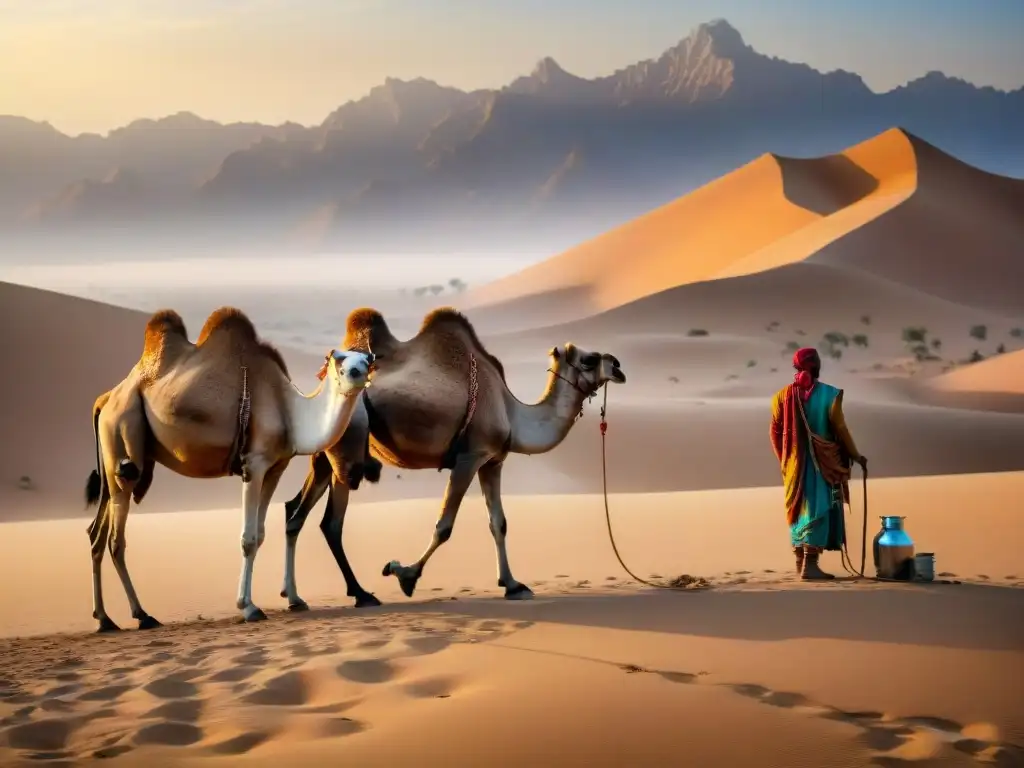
{"left": 3, "top": 19, "right": 1023, "bottom": 255}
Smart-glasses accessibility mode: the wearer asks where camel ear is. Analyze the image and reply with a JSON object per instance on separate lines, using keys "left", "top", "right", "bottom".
{"left": 549, "top": 346, "right": 560, "bottom": 360}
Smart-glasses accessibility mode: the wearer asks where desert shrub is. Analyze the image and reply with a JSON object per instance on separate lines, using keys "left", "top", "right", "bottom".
{"left": 784, "top": 341, "right": 800, "bottom": 352}
{"left": 931, "top": 338, "right": 942, "bottom": 351}
{"left": 412, "top": 286, "right": 428, "bottom": 297}
{"left": 448, "top": 277, "right": 467, "bottom": 293}
{"left": 429, "top": 284, "right": 444, "bottom": 296}
{"left": 795, "top": 329, "right": 806, "bottom": 336}
{"left": 852, "top": 334, "right": 869, "bottom": 348}
{"left": 909, "top": 343, "right": 931, "bottom": 362}
{"left": 968, "top": 350, "right": 985, "bottom": 363}
{"left": 901, "top": 326, "right": 928, "bottom": 344}
{"left": 769, "top": 367, "right": 778, "bottom": 373}
{"left": 823, "top": 331, "right": 849, "bottom": 347}
{"left": 996, "top": 343, "right": 1006, "bottom": 354}
{"left": 668, "top": 376, "right": 679, "bottom": 384}
{"left": 1010, "top": 327, "right": 1023, "bottom": 338}
{"left": 747, "top": 359, "right": 757, "bottom": 368}
{"left": 969, "top": 324, "right": 987, "bottom": 341}
{"left": 828, "top": 348, "right": 843, "bottom": 360}
{"left": 687, "top": 328, "right": 709, "bottom": 337}
{"left": 860, "top": 314, "right": 871, "bottom": 326}
{"left": 725, "top": 374, "right": 739, "bottom": 381}
{"left": 765, "top": 320, "right": 780, "bottom": 332}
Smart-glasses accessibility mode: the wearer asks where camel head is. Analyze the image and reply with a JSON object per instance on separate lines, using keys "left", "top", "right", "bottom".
{"left": 549, "top": 343, "right": 626, "bottom": 396}
{"left": 317, "top": 349, "right": 375, "bottom": 396}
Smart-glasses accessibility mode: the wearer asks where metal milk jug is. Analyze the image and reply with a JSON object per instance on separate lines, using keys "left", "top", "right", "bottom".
{"left": 872, "top": 515, "right": 916, "bottom": 580}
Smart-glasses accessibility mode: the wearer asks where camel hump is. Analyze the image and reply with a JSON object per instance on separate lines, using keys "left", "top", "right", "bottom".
{"left": 344, "top": 307, "right": 398, "bottom": 357}
{"left": 419, "top": 307, "right": 506, "bottom": 381}
{"left": 142, "top": 309, "right": 189, "bottom": 362}
{"left": 196, "top": 306, "right": 259, "bottom": 346}
{"left": 196, "top": 306, "right": 289, "bottom": 375}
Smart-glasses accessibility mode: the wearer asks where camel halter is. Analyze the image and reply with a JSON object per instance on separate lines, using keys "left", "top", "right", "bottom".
{"left": 547, "top": 359, "right": 602, "bottom": 422}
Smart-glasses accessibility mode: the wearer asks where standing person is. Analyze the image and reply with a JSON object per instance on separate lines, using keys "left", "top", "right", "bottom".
{"left": 770, "top": 347, "right": 867, "bottom": 580}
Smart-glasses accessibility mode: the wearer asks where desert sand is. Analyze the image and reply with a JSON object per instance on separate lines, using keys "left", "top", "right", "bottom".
{"left": 2, "top": 126, "right": 1023, "bottom": 766}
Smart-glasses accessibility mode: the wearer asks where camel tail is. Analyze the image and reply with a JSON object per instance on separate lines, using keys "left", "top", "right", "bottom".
{"left": 85, "top": 398, "right": 106, "bottom": 508}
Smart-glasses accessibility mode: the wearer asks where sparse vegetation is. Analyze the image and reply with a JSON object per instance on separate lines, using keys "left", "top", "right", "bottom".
{"left": 968, "top": 350, "right": 985, "bottom": 363}
{"left": 996, "top": 343, "right": 1006, "bottom": 354}
{"left": 765, "top": 320, "right": 780, "bottom": 332}
{"left": 769, "top": 367, "right": 778, "bottom": 373}
{"left": 822, "top": 331, "right": 849, "bottom": 347}
{"left": 17, "top": 475, "right": 33, "bottom": 491}
{"left": 448, "top": 277, "right": 468, "bottom": 293}
{"left": 1010, "top": 327, "right": 1023, "bottom": 339}
{"left": 412, "top": 286, "right": 428, "bottom": 297}
{"left": 852, "top": 333, "right": 869, "bottom": 348}
{"left": 969, "top": 324, "right": 988, "bottom": 341}
{"left": 746, "top": 359, "right": 757, "bottom": 368}
{"left": 429, "top": 284, "right": 444, "bottom": 296}
{"left": 668, "top": 376, "right": 679, "bottom": 384}
{"left": 901, "top": 326, "right": 928, "bottom": 345}
{"left": 687, "top": 328, "right": 709, "bottom": 337}
{"left": 795, "top": 329, "right": 806, "bottom": 336}
{"left": 860, "top": 314, "right": 871, "bottom": 326}
{"left": 784, "top": 340, "right": 800, "bottom": 353}
{"left": 931, "top": 338, "right": 942, "bottom": 351}
{"left": 725, "top": 374, "right": 739, "bottom": 381}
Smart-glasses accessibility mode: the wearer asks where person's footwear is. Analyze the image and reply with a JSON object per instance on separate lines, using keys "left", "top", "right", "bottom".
{"left": 801, "top": 547, "right": 836, "bottom": 580}
{"left": 793, "top": 546, "right": 804, "bottom": 575}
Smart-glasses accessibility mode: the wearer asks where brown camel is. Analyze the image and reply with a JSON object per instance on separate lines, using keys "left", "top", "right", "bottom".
{"left": 84, "top": 306, "right": 373, "bottom": 631}
{"left": 280, "top": 306, "right": 626, "bottom": 607}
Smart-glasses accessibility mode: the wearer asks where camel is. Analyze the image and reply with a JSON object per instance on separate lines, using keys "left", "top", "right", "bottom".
{"left": 84, "top": 306, "right": 373, "bottom": 631}
{"left": 280, "top": 306, "right": 626, "bottom": 608}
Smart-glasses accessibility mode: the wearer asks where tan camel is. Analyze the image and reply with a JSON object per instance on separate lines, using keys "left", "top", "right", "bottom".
{"left": 280, "top": 306, "right": 626, "bottom": 607}
{"left": 83, "top": 306, "right": 373, "bottom": 631}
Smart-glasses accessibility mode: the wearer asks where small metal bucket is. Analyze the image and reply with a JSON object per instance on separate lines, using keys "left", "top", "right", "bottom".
{"left": 914, "top": 553, "right": 935, "bottom": 582}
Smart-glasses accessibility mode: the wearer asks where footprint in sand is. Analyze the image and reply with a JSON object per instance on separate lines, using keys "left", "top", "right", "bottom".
{"left": 313, "top": 717, "right": 367, "bottom": 738}
{"left": 206, "top": 730, "right": 273, "bottom": 755}
{"left": 402, "top": 634, "right": 452, "bottom": 657}
{"left": 145, "top": 698, "right": 204, "bottom": 723}
{"left": 134, "top": 721, "right": 204, "bottom": 747}
{"left": 402, "top": 675, "right": 459, "bottom": 699}
{"left": 143, "top": 675, "right": 199, "bottom": 700}
{"left": 78, "top": 684, "right": 132, "bottom": 702}
{"left": 5, "top": 717, "right": 78, "bottom": 752}
{"left": 242, "top": 670, "right": 313, "bottom": 707}
{"left": 336, "top": 659, "right": 399, "bottom": 685}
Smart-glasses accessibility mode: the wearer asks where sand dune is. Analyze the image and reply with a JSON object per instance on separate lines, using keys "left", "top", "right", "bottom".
{"left": 1, "top": 473, "right": 1022, "bottom": 767}
{"left": 466, "top": 127, "right": 1024, "bottom": 328}
{"left": 930, "top": 348, "right": 1024, "bottom": 395}
{"left": 4, "top": 122, "right": 1024, "bottom": 766}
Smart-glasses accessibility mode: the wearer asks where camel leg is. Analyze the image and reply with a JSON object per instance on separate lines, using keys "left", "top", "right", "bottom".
{"left": 321, "top": 476, "right": 381, "bottom": 608}
{"left": 107, "top": 475, "right": 162, "bottom": 630}
{"left": 478, "top": 460, "right": 533, "bottom": 600}
{"left": 382, "top": 452, "right": 487, "bottom": 598}
{"left": 87, "top": 480, "right": 120, "bottom": 632}
{"left": 236, "top": 457, "right": 270, "bottom": 622}
{"left": 281, "top": 453, "right": 331, "bottom": 610}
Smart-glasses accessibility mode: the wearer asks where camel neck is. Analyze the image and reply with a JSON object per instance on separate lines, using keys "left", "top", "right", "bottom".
{"left": 507, "top": 370, "right": 589, "bottom": 455}
{"left": 287, "top": 379, "right": 362, "bottom": 455}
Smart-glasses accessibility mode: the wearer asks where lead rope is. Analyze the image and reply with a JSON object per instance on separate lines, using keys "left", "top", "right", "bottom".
{"left": 599, "top": 386, "right": 710, "bottom": 591}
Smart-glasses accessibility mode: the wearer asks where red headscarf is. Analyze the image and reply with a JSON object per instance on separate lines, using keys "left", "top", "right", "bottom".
{"left": 792, "top": 347, "right": 820, "bottom": 401}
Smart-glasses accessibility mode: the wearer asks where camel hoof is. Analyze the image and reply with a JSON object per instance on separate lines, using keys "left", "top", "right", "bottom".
{"left": 287, "top": 600, "right": 310, "bottom": 612}
{"left": 137, "top": 614, "right": 163, "bottom": 630}
{"left": 353, "top": 593, "right": 382, "bottom": 608}
{"left": 96, "top": 616, "right": 122, "bottom": 633}
{"left": 243, "top": 605, "right": 268, "bottom": 622}
{"left": 504, "top": 583, "right": 535, "bottom": 601}
{"left": 381, "top": 560, "right": 398, "bottom": 577}
{"left": 396, "top": 574, "right": 419, "bottom": 598}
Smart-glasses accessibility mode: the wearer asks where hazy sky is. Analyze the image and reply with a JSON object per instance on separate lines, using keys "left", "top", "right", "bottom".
{"left": 3, "top": 0, "right": 1022, "bottom": 136}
